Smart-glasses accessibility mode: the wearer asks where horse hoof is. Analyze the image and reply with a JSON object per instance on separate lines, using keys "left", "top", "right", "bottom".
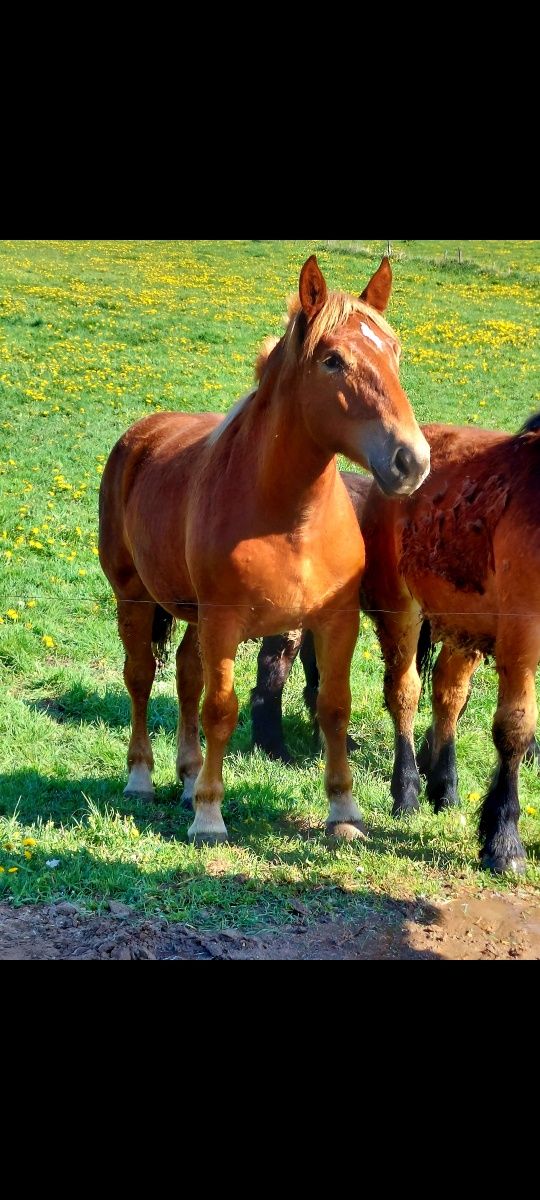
{"left": 180, "top": 790, "right": 194, "bottom": 811}
{"left": 433, "top": 794, "right": 460, "bottom": 813}
{"left": 392, "top": 800, "right": 420, "bottom": 816}
{"left": 267, "top": 748, "right": 294, "bottom": 766}
{"left": 188, "top": 830, "right": 229, "bottom": 847}
{"left": 123, "top": 787, "right": 155, "bottom": 801}
{"left": 325, "top": 820, "right": 368, "bottom": 842}
{"left": 480, "top": 852, "right": 526, "bottom": 875}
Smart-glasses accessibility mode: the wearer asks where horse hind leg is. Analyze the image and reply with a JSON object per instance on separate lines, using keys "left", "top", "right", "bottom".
{"left": 118, "top": 598, "right": 159, "bottom": 799}
{"left": 523, "top": 735, "right": 540, "bottom": 766}
{"left": 251, "top": 632, "right": 302, "bottom": 763}
{"left": 176, "top": 624, "right": 204, "bottom": 809}
{"left": 420, "top": 645, "right": 482, "bottom": 813}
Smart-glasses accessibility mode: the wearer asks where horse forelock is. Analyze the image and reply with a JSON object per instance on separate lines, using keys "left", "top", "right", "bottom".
{"left": 283, "top": 291, "right": 399, "bottom": 365}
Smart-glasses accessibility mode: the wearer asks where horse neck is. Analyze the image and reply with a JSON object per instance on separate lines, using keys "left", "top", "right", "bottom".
{"left": 248, "top": 367, "right": 337, "bottom": 521}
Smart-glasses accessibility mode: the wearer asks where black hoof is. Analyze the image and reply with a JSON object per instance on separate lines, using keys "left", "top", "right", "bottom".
{"left": 253, "top": 741, "right": 293, "bottom": 765}
{"left": 392, "top": 795, "right": 421, "bottom": 816}
{"left": 480, "top": 851, "right": 526, "bottom": 875}
{"left": 432, "top": 791, "right": 460, "bottom": 814}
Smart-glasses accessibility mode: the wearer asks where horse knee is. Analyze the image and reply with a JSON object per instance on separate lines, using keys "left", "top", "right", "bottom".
{"left": 493, "top": 703, "right": 537, "bottom": 763}
{"left": 202, "top": 691, "right": 239, "bottom": 743}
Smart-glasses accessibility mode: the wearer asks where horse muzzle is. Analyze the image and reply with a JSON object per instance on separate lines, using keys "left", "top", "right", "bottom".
{"left": 370, "top": 439, "right": 430, "bottom": 497}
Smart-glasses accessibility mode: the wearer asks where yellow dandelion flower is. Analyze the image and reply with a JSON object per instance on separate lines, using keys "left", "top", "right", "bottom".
{"left": 4, "top": 549, "right": 12, "bottom": 559}
{"left": 363, "top": 650, "right": 372, "bottom": 660}
{"left": 42, "top": 635, "right": 55, "bottom": 648}
{"left": 0, "top": 866, "right": 4, "bottom": 873}
{"left": 468, "top": 791, "right": 481, "bottom": 802}
{"left": 78, "top": 569, "right": 87, "bottom": 576}
{"left": 7, "top": 867, "right": 18, "bottom": 874}
{"left": 23, "top": 837, "right": 36, "bottom": 846}
{"left": 27, "top": 599, "right": 36, "bottom": 608}
{"left": 24, "top": 850, "right": 32, "bottom": 860}
{"left": 6, "top": 609, "right": 19, "bottom": 620}
{"left": 526, "top": 805, "right": 536, "bottom": 816}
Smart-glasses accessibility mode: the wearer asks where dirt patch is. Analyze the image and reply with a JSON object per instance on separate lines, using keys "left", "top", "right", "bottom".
{"left": 2, "top": 890, "right": 540, "bottom": 959}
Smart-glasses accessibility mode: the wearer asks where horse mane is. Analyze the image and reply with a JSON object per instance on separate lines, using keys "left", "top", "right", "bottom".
{"left": 210, "top": 288, "right": 399, "bottom": 446}
{"left": 519, "top": 410, "right": 540, "bottom": 435}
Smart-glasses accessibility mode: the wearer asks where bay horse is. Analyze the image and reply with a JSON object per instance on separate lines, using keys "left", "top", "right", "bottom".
{"left": 253, "top": 418, "right": 540, "bottom": 873}
{"left": 98, "top": 255, "right": 429, "bottom": 846}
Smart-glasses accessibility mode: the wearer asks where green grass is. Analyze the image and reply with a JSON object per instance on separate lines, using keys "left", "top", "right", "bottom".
{"left": 1, "top": 239, "right": 540, "bottom": 928}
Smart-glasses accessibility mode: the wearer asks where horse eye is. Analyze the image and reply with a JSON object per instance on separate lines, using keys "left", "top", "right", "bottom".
{"left": 322, "top": 354, "right": 345, "bottom": 372}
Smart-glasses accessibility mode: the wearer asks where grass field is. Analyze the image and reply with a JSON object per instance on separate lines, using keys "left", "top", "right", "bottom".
{"left": 1, "top": 239, "right": 539, "bottom": 929}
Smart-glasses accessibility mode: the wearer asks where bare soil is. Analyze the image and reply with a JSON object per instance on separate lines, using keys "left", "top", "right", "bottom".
{"left": 2, "top": 889, "right": 540, "bottom": 959}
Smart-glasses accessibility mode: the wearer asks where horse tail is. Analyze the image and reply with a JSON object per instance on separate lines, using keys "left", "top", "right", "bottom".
{"left": 151, "top": 604, "right": 175, "bottom": 668}
{"left": 519, "top": 410, "right": 540, "bottom": 435}
{"left": 416, "top": 618, "right": 436, "bottom": 693}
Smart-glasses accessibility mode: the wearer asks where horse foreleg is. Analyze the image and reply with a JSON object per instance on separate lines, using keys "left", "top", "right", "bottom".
{"left": 176, "top": 624, "right": 204, "bottom": 809}
{"left": 419, "top": 645, "right": 482, "bottom": 812}
{"left": 313, "top": 612, "right": 365, "bottom": 841}
{"left": 378, "top": 610, "right": 422, "bottom": 815}
{"left": 300, "top": 630, "right": 360, "bottom": 753}
{"left": 479, "top": 628, "right": 539, "bottom": 874}
{"left": 251, "top": 632, "right": 302, "bottom": 762}
{"left": 188, "top": 618, "right": 240, "bottom": 846}
{"left": 118, "top": 599, "right": 157, "bottom": 799}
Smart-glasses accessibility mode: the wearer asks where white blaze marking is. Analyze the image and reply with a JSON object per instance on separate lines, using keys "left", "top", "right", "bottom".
{"left": 361, "top": 322, "right": 384, "bottom": 351}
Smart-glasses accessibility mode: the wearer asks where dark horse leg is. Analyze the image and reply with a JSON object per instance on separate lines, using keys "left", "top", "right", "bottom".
{"left": 479, "top": 627, "right": 539, "bottom": 874}
{"left": 524, "top": 736, "right": 540, "bottom": 766}
{"left": 118, "top": 599, "right": 157, "bottom": 799}
{"left": 417, "top": 645, "right": 482, "bottom": 812}
{"left": 251, "top": 632, "right": 302, "bottom": 762}
{"left": 176, "top": 624, "right": 204, "bottom": 809}
{"left": 377, "top": 609, "right": 423, "bottom": 815}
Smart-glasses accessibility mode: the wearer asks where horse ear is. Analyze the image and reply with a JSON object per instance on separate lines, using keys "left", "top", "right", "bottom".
{"left": 299, "top": 255, "right": 328, "bottom": 320}
{"left": 360, "top": 256, "right": 392, "bottom": 313}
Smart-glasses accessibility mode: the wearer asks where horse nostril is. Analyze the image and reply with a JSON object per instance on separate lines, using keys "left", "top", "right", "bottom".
{"left": 393, "top": 445, "right": 414, "bottom": 479}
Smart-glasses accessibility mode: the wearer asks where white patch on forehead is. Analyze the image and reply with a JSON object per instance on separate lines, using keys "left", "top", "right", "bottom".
{"left": 361, "top": 322, "right": 384, "bottom": 351}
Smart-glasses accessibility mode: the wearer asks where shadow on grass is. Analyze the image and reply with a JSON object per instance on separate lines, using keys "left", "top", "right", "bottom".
{"left": 24, "top": 686, "right": 326, "bottom": 761}
{"left": 0, "top": 763, "right": 470, "bottom": 870}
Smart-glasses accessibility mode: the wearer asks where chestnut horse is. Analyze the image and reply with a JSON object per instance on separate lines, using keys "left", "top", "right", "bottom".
{"left": 253, "top": 418, "right": 540, "bottom": 873}
{"left": 98, "top": 255, "right": 429, "bottom": 845}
